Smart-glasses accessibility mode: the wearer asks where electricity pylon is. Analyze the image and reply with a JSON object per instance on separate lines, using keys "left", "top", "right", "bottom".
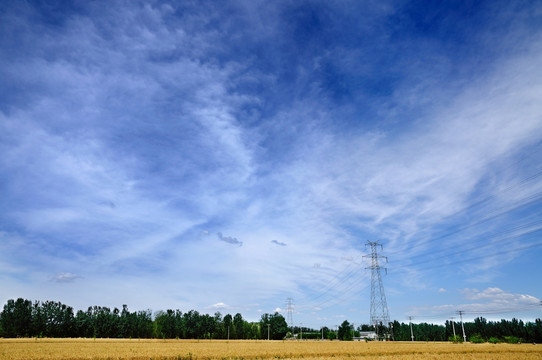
{"left": 286, "top": 298, "right": 294, "bottom": 329}
{"left": 364, "top": 241, "right": 390, "bottom": 338}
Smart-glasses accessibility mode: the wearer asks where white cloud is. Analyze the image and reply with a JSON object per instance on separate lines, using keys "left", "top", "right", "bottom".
{"left": 212, "top": 302, "right": 228, "bottom": 310}
{"left": 50, "top": 273, "right": 81, "bottom": 283}
{"left": 461, "top": 288, "right": 540, "bottom": 305}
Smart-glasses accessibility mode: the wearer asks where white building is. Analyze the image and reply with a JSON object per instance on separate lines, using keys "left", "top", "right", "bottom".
{"left": 354, "top": 331, "right": 377, "bottom": 341}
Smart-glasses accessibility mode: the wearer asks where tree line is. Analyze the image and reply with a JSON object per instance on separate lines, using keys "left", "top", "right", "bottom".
{"left": 0, "top": 298, "right": 287, "bottom": 339}
{"left": 293, "top": 317, "right": 542, "bottom": 343}
{"left": 2, "top": 298, "right": 541, "bottom": 342}
{"left": 387, "top": 318, "right": 542, "bottom": 343}
{"left": 446, "top": 317, "right": 542, "bottom": 343}
{"left": 292, "top": 319, "right": 542, "bottom": 343}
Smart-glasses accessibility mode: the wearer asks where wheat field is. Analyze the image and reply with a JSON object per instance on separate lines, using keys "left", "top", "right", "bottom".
{"left": 1, "top": 339, "right": 541, "bottom": 360}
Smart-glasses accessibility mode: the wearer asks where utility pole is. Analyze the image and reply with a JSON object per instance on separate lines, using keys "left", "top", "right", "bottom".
{"left": 450, "top": 317, "right": 456, "bottom": 338}
{"left": 300, "top": 323, "right": 303, "bottom": 340}
{"left": 227, "top": 326, "right": 230, "bottom": 340}
{"left": 408, "top": 316, "right": 414, "bottom": 341}
{"left": 267, "top": 324, "right": 270, "bottom": 341}
{"left": 321, "top": 327, "right": 324, "bottom": 340}
{"left": 458, "top": 311, "right": 467, "bottom": 343}
{"left": 364, "top": 241, "right": 390, "bottom": 340}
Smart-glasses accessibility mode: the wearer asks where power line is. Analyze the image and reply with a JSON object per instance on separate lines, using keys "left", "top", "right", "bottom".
{"left": 384, "top": 162, "right": 542, "bottom": 262}
{"left": 389, "top": 226, "right": 542, "bottom": 273}
{"left": 387, "top": 187, "right": 542, "bottom": 264}
{"left": 392, "top": 240, "right": 542, "bottom": 274}
{"left": 296, "top": 254, "right": 368, "bottom": 310}
{"left": 306, "top": 253, "right": 365, "bottom": 303}
{"left": 460, "top": 302, "right": 542, "bottom": 315}
{"left": 404, "top": 303, "right": 542, "bottom": 322}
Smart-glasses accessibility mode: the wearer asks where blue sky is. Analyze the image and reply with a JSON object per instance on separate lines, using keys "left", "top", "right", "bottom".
{"left": 1, "top": 0, "right": 542, "bottom": 328}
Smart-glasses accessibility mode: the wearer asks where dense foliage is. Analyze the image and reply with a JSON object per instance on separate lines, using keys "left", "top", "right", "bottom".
{"left": 0, "top": 298, "right": 287, "bottom": 339}
{"left": 1, "top": 298, "right": 541, "bottom": 342}
{"left": 389, "top": 318, "right": 542, "bottom": 343}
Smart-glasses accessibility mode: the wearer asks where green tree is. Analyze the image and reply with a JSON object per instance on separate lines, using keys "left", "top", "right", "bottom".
{"left": 40, "top": 301, "right": 74, "bottom": 337}
{"left": 183, "top": 310, "right": 198, "bottom": 338}
{"left": 154, "top": 309, "right": 178, "bottom": 338}
{"left": 269, "top": 312, "right": 288, "bottom": 340}
{"left": 75, "top": 309, "right": 92, "bottom": 337}
{"left": 338, "top": 320, "right": 353, "bottom": 341}
{"left": 233, "top": 313, "right": 244, "bottom": 339}
{"left": 31, "top": 301, "right": 46, "bottom": 337}
{"left": 1, "top": 298, "right": 33, "bottom": 337}
{"left": 213, "top": 312, "right": 225, "bottom": 339}
{"left": 135, "top": 309, "right": 153, "bottom": 338}
{"left": 223, "top": 314, "right": 233, "bottom": 339}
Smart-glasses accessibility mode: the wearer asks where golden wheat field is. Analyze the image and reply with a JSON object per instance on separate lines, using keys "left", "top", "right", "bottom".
{"left": 1, "top": 339, "right": 541, "bottom": 360}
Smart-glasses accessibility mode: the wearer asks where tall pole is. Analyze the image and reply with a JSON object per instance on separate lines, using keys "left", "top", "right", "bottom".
{"left": 409, "top": 316, "right": 414, "bottom": 341}
{"left": 458, "top": 311, "right": 466, "bottom": 343}
{"left": 450, "top": 317, "right": 456, "bottom": 338}
{"left": 364, "top": 241, "right": 390, "bottom": 339}
{"left": 286, "top": 298, "right": 294, "bottom": 330}
{"left": 321, "top": 327, "right": 324, "bottom": 340}
{"left": 300, "top": 323, "right": 303, "bottom": 340}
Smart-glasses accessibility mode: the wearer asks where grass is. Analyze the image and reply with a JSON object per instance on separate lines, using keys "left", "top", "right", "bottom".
{"left": 0, "top": 338, "right": 541, "bottom": 360}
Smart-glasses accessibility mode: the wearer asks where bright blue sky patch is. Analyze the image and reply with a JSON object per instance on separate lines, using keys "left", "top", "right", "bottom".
{"left": 1, "top": 0, "right": 542, "bottom": 327}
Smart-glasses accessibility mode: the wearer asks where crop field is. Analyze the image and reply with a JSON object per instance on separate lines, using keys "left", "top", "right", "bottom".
{"left": 1, "top": 339, "right": 541, "bottom": 360}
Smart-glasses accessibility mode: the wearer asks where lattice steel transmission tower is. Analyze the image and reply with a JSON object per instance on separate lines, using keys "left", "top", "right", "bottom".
{"left": 364, "top": 241, "right": 390, "bottom": 336}
{"left": 286, "top": 298, "right": 294, "bottom": 329}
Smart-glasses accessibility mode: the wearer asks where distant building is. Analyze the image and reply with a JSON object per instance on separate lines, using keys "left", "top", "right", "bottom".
{"left": 354, "top": 331, "right": 377, "bottom": 341}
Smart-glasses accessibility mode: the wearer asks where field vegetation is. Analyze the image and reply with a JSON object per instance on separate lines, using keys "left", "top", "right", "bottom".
{"left": 1, "top": 338, "right": 542, "bottom": 360}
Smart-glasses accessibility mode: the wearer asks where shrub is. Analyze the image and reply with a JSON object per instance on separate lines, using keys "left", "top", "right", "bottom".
{"left": 504, "top": 336, "right": 520, "bottom": 344}
{"left": 448, "top": 335, "right": 463, "bottom": 343}
{"left": 469, "top": 334, "right": 485, "bottom": 343}
{"left": 488, "top": 337, "right": 500, "bottom": 344}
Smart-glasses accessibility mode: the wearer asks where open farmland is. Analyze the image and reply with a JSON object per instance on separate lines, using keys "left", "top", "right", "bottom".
{"left": 1, "top": 339, "right": 541, "bottom": 360}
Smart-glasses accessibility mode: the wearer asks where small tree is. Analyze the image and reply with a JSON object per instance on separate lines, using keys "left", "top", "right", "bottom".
{"left": 469, "top": 333, "right": 485, "bottom": 343}
{"left": 338, "top": 320, "right": 353, "bottom": 341}
{"left": 449, "top": 335, "right": 463, "bottom": 343}
{"left": 488, "top": 337, "right": 500, "bottom": 344}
